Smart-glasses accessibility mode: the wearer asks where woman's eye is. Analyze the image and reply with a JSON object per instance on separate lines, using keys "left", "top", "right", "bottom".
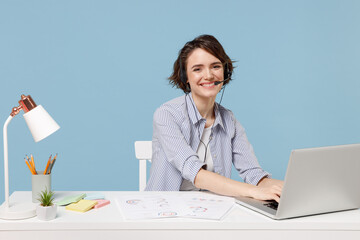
{"left": 213, "top": 65, "right": 222, "bottom": 69}
{"left": 193, "top": 68, "right": 200, "bottom": 72}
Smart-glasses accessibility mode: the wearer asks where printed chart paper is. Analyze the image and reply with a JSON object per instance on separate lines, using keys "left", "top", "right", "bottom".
{"left": 116, "top": 192, "right": 234, "bottom": 220}
{"left": 181, "top": 192, "right": 235, "bottom": 220}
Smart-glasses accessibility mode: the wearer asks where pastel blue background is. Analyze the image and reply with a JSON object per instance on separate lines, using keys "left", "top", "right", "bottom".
{"left": 1, "top": 0, "right": 359, "bottom": 202}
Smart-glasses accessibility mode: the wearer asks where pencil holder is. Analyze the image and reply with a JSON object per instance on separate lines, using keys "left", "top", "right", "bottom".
{"left": 32, "top": 171, "right": 51, "bottom": 203}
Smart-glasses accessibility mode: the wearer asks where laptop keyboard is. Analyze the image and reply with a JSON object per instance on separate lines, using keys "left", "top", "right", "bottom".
{"left": 263, "top": 200, "right": 278, "bottom": 210}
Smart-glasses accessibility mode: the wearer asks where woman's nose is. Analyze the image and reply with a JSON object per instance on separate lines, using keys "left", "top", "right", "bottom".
{"left": 203, "top": 68, "right": 214, "bottom": 80}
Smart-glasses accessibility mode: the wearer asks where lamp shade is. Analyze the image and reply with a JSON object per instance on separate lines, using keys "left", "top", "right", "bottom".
{"left": 23, "top": 105, "right": 60, "bottom": 142}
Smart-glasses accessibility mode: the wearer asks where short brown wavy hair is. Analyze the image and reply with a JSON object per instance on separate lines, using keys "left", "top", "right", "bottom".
{"left": 168, "top": 34, "right": 234, "bottom": 93}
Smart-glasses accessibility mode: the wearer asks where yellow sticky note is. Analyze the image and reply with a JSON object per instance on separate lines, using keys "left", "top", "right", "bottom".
{"left": 65, "top": 199, "right": 97, "bottom": 213}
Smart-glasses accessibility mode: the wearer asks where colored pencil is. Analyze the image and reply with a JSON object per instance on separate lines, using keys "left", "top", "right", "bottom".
{"left": 44, "top": 155, "right": 51, "bottom": 175}
{"left": 31, "top": 154, "right": 37, "bottom": 173}
{"left": 25, "top": 158, "right": 35, "bottom": 175}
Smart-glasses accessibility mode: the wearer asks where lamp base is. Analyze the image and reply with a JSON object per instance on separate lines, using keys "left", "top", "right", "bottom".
{"left": 0, "top": 201, "right": 36, "bottom": 220}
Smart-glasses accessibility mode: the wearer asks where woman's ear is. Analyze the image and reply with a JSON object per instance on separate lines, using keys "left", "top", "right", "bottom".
{"left": 186, "top": 82, "right": 191, "bottom": 92}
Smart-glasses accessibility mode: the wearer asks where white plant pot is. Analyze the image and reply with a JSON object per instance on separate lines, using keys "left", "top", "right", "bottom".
{"left": 36, "top": 204, "right": 57, "bottom": 221}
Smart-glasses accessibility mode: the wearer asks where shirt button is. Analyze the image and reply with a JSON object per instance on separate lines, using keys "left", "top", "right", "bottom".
{"left": 213, "top": 154, "right": 216, "bottom": 158}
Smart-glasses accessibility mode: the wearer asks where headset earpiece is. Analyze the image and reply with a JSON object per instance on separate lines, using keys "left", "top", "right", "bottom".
{"left": 179, "top": 59, "right": 190, "bottom": 92}
{"left": 223, "top": 62, "right": 232, "bottom": 81}
{"left": 179, "top": 59, "right": 187, "bottom": 85}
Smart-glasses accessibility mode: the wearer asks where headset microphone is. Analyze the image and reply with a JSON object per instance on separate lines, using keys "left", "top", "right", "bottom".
{"left": 214, "top": 80, "right": 225, "bottom": 86}
{"left": 214, "top": 76, "right": 230, "bottom": 86}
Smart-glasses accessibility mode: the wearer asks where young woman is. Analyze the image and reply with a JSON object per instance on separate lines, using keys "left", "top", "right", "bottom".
{"left": 146, "top": 35, "right": 283, "bottom": 202}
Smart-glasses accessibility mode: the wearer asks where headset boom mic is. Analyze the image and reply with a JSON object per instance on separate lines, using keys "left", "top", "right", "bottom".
{"left": 214, "top": 80, "right": 224, "bottom": 86}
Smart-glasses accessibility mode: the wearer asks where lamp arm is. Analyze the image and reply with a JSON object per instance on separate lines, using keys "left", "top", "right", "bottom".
{"left": 3, "top": 116, "right": 13, "bottom": 209}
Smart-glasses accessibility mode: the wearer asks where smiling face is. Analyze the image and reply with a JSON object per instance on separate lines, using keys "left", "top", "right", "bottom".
{"left": 186, "top": 48, "right": 224, "bottom": 102}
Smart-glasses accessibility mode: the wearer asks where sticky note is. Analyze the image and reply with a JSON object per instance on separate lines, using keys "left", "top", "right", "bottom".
{"left": 94, "top": 199, "right": 110, "bottom": 209}
{"left": 84, "top": 193, "right": 105, "bottom": 200}
{"left": 66, "top": 199, "right": 97, "bottom": 212}
{"left": 56, "top": 193, "right": 86, "bottom": 206}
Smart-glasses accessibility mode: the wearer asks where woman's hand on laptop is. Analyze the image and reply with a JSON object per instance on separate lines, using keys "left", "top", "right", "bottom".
{"left": 249, "top": 178, "right": 284, "bottom": 202}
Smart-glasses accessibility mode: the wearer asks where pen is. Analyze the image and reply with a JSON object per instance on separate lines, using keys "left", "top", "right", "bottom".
{"left": 44, "top": 155, "right": 51, "bottom": 175}
{"left": 46, "top": 154, "right": 52, "bottom": 174}
{"left": 25, "top": 158, "right": 35, "bottom": 175}
{"left": 49, "top": 153, "right": 58, "bottom": 174}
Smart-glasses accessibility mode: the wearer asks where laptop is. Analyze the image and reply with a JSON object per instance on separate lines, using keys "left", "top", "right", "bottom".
{"left": 235, "top": 143, "right": 360, "bottom": 220}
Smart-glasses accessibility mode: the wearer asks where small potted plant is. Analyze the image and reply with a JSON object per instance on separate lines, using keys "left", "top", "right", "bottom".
{"left": 36, "top": 188, "right": 57, "bottom": 221}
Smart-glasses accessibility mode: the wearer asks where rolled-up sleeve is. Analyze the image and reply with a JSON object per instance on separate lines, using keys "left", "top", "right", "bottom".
{"left": 231, "top": 118, "right": 271, "bottom": 185}
{"left": 153, "top": 107, "right": 205, "bottom": 183}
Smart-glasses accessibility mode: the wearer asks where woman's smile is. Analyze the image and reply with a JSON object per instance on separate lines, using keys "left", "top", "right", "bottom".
{"left": 199, "top": 81, "right": 216, "bottom": 88}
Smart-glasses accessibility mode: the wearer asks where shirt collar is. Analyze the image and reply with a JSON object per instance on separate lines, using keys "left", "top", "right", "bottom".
{"left": 185, "top": 93, "right": 225, "bottom": 130}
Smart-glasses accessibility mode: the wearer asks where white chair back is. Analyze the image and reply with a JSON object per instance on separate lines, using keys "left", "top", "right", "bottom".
{"left": 134, "top": 141, "right": 152, "bottom": 191}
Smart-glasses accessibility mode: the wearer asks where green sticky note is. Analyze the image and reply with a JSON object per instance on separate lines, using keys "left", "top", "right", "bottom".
{"left": 84, "top": 193, "right": 105, "bottom": 200}
{"left": 56, "top": 193, "right": 86, "bottom": 206}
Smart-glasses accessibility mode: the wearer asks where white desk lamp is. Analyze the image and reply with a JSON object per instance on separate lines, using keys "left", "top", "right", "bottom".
{"left": 0, "top": 94, "right": 60, "bottom": 220}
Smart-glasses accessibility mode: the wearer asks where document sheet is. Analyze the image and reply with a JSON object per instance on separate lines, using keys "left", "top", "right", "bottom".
{"left": 116, "top": 192, "right": 234, "bottom": 220}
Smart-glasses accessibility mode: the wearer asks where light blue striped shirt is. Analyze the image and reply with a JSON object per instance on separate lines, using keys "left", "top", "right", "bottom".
{"left": 145, "top": 93, "right": 270, "bottom": 191}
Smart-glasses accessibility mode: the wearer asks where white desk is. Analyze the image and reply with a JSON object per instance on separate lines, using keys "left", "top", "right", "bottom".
{"left": 0, "top": 191, "right": 359, "bottom": 240}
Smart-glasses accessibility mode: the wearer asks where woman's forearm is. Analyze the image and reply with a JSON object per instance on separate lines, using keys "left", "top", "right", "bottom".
{"left": 194, "top": 169, "right": 283, "bottom": 202}
{"left": 193, "top": 169, "right": 254, "bottom": 197}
